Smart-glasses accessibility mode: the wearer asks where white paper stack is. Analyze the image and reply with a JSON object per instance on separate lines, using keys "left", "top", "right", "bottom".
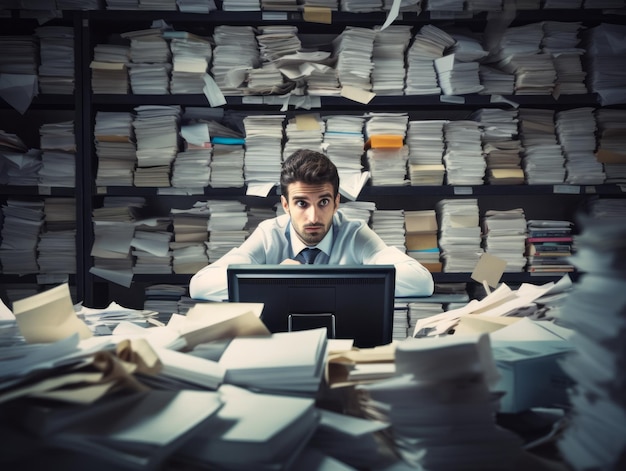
{"left": 91, "top": 44, "right": 130, "bottom": 94}
{"left": 443, "top": 120, "right": 485, "bottom": 185}
{"left": 0, "top": 34, "right": 38, "bottom": 76}
{"left": 552, "top": 215, "right": 626, "bottom": 471}
{"left": 436, "top": 198, "right": 483, "bottom": 273}
{"left": 170, "top": 204, "right": 210, "bottom": 274}
{"left": 407, "top": 302, "right": 445, "bottom": 339}
{"left": 471, "top": 108, "right": 524, "bottom": 185}
{"left": 334, "top": 26, "right": 376, "bottom": 92}
{"left": 177, "top": 384, "right": 318, "bottom": 471}
{"left": 222, "top": 0, "right": 261, "bottom": 9}
{"left": 556, "top": 107, "right": 605, "bottom": 185}
{"left": 365, "top": 112, "right": 409, "bottom": 187}
{"left": 94, "top": 111, "right": 136, "bottom": 187}
{"left": 283, "top": 114, "right": 324, "bottom": 159}
{"left": 519, "top": 108, "right": 565, "bottom": 184}
{"left": 219, "top": 328, "right": 328, "bottom": 395}
{"left": 356, "top": 335, "right": 524, "bottom": 470}
{"left": 340, "top": 201, "right": 375, "bottom": 226}
{"left": 482, "top": 208, "right": 528, "bottom": 272}
{"left": 407, "top": 120, "right": 446, "bottom": 186}
{"left": 210, "top": 143, "right": 246, "bottom": 188}
{"left": 131, "top": 223, "right": 173, "bottom": 275}
{"left": 426, "top": 0, "right": 466, "bottom": 10}
{"left": 166, "top": 32, "right": 212, "bottom": 94}
{"left": 322, "top": 114, "right": 366, "bottom": 175}
{"left": 38, "top": 120, "right": 75, "bottom": 188}
{"left": 595, "top": 108, "right": 626, "bottom": 184}
{"left": 478, "top": 65, "right": 515, "bottom": 95}
{"left": 176, "top": 0, "right": 218, "bottom": 12}
{"left": 132, "top": 105, "right": 181, "bottom": 187}
{"left": 34, "top": 26, "right": 74, "bottom": 95}
{"left": 211, "top": 26, "right": 260, "bottom": 96}
{"left": 206, "top": 200, "right": 248, "bottom": 262}
{"left": 243, "top": 114, "right": 284, "bottom": 185}
{"left": 122, "top": 28, "right": 172, "bottom": 95}
{"left": 371, "top": 25, "right": 412, "bottom": 96}
{"left": 488, "top": 22, "right": 556, "bottom": 95}
{"left": 435, "top": 53, "right": 483, "bottom": 96}
{"left": 340, "top": 0, "right": 382, "bottom": 12}
{"left": 405, "top": 25, "right": 454, "bottom": 95}
{"left": 542, "top": 21, "right": 587, "bottom": 96}
{"left": 0, "top": 199, "right": 44, "bottom": 274}
{"left": 383, "top": 0, "right": 422, "bottom": 12}
{"left": 38, "top": 198, "right": 77, "bottom": 275}
{"left": 371, "top": 209, "right": 406, "bottom": 252}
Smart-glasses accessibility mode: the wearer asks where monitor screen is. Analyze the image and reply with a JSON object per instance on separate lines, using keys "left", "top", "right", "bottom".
{"left": 227, "top": 264, "right": 396, "bottom": 348}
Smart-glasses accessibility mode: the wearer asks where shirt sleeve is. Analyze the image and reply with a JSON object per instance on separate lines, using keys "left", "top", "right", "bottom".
{"left": 356, "top": 223, "right": 434, "bottom": 297}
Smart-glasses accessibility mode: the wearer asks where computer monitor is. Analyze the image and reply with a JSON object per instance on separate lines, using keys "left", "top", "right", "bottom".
{"left": 227, "top": 264, "right": 396, "bottom": 348}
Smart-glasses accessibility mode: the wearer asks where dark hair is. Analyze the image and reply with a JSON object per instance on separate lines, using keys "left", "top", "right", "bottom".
{"left": 280, "top": 149, "right": 340, "bottom": 198}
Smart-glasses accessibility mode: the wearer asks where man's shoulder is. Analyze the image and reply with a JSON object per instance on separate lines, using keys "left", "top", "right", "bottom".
{"left": 258, "top": 212, "right": 290, "bottom": 230}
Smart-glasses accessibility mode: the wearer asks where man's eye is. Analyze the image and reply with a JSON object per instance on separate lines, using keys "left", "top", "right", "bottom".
{"left": 296, "top": 200, "right": 307, "bottom": 208}
{"left": 320, "top": 199, "right": 330, "bottom": 207}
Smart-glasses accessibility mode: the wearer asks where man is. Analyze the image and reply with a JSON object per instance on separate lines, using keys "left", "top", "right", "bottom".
{"left": 189, "top": 149, "right": 434, "bottom": 301}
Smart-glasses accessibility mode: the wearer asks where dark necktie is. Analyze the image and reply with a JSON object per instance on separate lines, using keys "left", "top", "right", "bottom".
{"left": 299, "top": 247, "right": 320, "bottom": 264}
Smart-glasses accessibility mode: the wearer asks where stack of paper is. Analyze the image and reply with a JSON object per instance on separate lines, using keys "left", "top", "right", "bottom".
{"left": 91, "top": 43, "right": 130, "bottom": 94}
{"left": 243, "top": 114, "right": 285, "bottom": 186}
{"left": 176, "top": 0, "right": 218, "bottom": 12}
{"left": 171, "top": 149, "right": 211, "bottom": 190}
{"left": 0, "top": 199, "right": 44, "bottom": 274}
{"left": 132, "top": 105, "right": 181, "bottom": 187}
{"left": 478, "top": 65, "right": 515, "bottom": 95}
{"left": 482, "top": 208, "right": 528, "bottom": 272}
{"left": 542, "top": 21, "right": 587, "bottom": 95}
{"left": 435, "top": 53, "right": 484, "bottom": 96}
{"left": 471, "top": 108, "right": 524, "bottom": 185}
{"left": 406, "top": 120, "right": 446, "bottom": 186}
{"left": 340, "top": 201, "right": 375, "bottom": 225}
{"left": 552, "top": 215, "right": 626, "bottom": 471}
{"left": 257, "top": 25, "right": 301, "bottom": 64}
{"left": 371, "top": 25, "right": 412, "bottom": 96}
{"left": 365, "top": 113, "right": 409, "bottom": 187}
{"left": 519, "top": 108, "right": 565, "bottom": 184}
{"left": 595, "top": 108, "right": 626, "bottom": 184}
{"left": 404, "top": 209, "right": 441, "bottom": 272}
{"left": 94, "top": 111, "right": 136, "bottom": 187}
{"left": 340, "top": 0, "right": 382, "bottom": 11}
{"left": 371, "top": 209, "right": 406, "bottom": 252}
{"left": 0, "top": 33, "right": 38, "bottom": 76}
{"left": 334, "top": 26, "right": 376, "bottom": 92}
{"left": 170, "top": 205, "right": 210, "bottom": 274}
{"left": 556, "top": 107, "right": 605, "bottom": 185}
{"left": 406, "top": 302, "right": 445, "bottom": 339}
{"left": 48, "top": 389, "right": 223, "bottom": 470}
{"left": 323, "top": 114, "right": 367, "bottom": 197}
{"left": 219, "top": 328, "right": 328, "bottom": 395}
{"left": 404, "top": 25, "right": 454, "bottom": 95}
{"left": 356, "top": 334, "right": 524, "bottom": 470}
{"left": 176, "top": 385, "right": 318, "bottom": 470}
{"left": 122, "top": 28, "right": 172, "bottom": 95}
{"left": 206, "top": 200, "right": 248, "bottom": 262}
{"left": 525, "top": 219, "right": 574, "bottom": 274}
{"left": 436, "top": 198, "right": 483, "bottom": 273}
{"left": 222, "top": 0, "right": 261, "bottom": 10}
{"left": 443, "top": 120, "right": 485, "bottom": 185}
{"left": 283, "top": 114, "right": 324, "bottom": 159}
{"left": 37, "top": 198, "right": 76, "bottom": 275}
{"left": 34, "top": 26, "right": 74, "bottom": 95}
{"left": 131, "top": 222, "right": 173, "bottom": 274}
{"left": 38, "top": 120, "right": 75, "bottom": 188}
{"left": 166, "top": 32, "right": 212, "bottom": 94}
{"left": 211, "top": 26, "right": 259, "bottom": 95}
{"left": 426, "top": 0, "right": 466, "bottom": 10}
{"left": 581, "top": 23, "right": 626, "bottom": 106}
{"left": 143, "top": 284, "right": 188, "bottom": 319}
{"left": 210, "top": 143, "right": 246, "bottom": 188}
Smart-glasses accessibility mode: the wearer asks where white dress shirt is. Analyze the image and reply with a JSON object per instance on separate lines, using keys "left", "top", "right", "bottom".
{"left": 189, "top": 210, "right": 434, "bottom": 301}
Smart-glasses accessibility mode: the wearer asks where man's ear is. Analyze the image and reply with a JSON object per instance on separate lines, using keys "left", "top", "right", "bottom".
{"left": 334, "top": 193, "right": 340, "bottom": 212}
{"left": 281, "top": 195, "right": 289, "bottom": 214}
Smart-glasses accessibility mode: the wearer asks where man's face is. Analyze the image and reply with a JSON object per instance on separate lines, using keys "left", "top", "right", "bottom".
{"left": 281, "top": 181, "right": 340, "bottom": 246}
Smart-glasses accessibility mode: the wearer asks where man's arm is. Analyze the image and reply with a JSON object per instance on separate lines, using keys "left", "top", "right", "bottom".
{"left": 370, "top": 245, "right": 435, "bottom": 297}
{"left": 188, "top": 248, "right": 253, "bottom": 301}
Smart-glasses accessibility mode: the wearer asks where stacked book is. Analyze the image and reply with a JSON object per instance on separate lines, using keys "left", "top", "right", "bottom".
{"left": 406, "top": 120, "right": 446, "bottom": 186}
{"left": 525, "top": 219, "right": 574, "bottom": 274}
{"left": 482, "top": 208, "right": 528, "bottom": 272}
{"left": 437, "top": 198, "right": 483, "bottom": 273}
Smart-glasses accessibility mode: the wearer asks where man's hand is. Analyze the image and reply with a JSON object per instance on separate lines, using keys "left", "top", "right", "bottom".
{"left": 280, "top": 258, "right": 302, "bottom": 265}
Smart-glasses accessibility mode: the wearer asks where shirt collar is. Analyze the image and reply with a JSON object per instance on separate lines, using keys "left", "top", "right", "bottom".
{"left": 289, "top": 222, "right": 333, "bottom": 257}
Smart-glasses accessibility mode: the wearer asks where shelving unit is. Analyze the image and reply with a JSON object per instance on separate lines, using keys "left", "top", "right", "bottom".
{"left": 1, "top": 6, "right": 624, "bottom": 310}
